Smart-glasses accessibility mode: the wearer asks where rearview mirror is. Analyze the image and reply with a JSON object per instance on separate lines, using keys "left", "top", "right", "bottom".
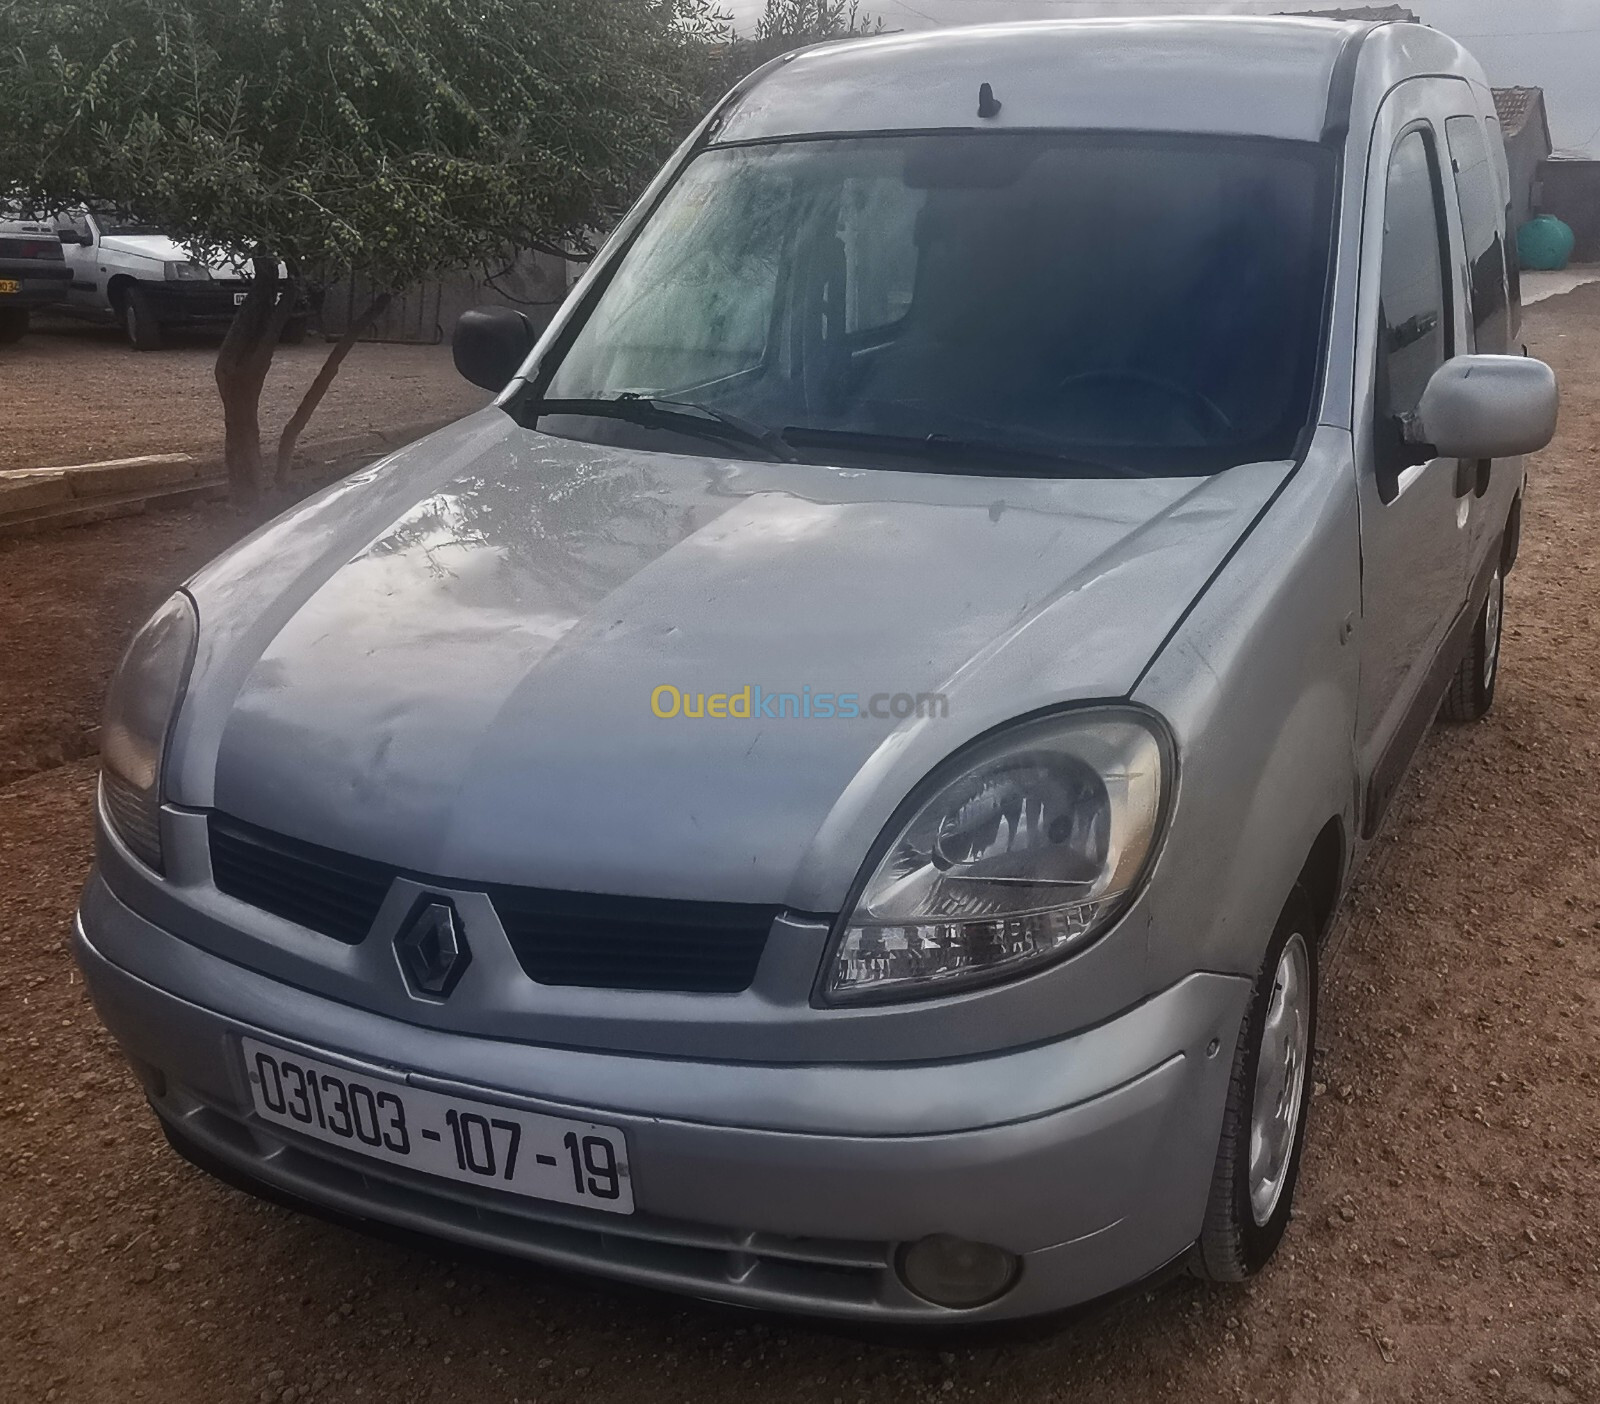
{"left": 1408, "top": 354, "right": 1558, "bottom": 461}
{"left": 452, "top": 306, "right": 537, "bottom": 392}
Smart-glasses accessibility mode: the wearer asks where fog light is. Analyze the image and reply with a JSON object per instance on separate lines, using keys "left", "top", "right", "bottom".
{"left": 896, "top": 1234, "right": 1020, "bottom": 1308}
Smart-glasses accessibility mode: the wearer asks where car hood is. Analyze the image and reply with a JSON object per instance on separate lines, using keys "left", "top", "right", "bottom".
{"left": 173, "top": 410, "right": 1290, "bottom": 910}
{"left": 98, "top": 232, "right": 253, "bottom": 277}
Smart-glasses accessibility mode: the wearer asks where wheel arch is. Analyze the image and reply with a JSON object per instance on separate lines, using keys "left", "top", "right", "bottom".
{"left": 1295, "top": 815, "right": 1347, "bottom": 946}
{"left": 1502, "top": 486, "right": 1523, "bottom": 573}
{"left": 105, "top": 273, "right": 138, "bottom": 311}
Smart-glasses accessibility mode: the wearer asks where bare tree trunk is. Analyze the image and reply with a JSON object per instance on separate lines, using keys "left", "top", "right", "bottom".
{"left": 273, "top": 291, "right": 392, "bottom": 486}
{"left": 214, "top": 255, "right": 297, "bottom": 508}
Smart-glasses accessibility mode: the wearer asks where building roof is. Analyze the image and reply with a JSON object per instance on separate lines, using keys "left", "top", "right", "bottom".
{"left": 1292, "top": 6, "right": 1418, "bottom": 19}
{"left": 1493, "top": 87, "right": 1547, "bottom": 139}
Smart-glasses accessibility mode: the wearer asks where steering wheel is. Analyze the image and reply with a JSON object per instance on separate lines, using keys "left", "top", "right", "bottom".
{"left": 1056, "top": 369, "right": 1234, "bottom": 437}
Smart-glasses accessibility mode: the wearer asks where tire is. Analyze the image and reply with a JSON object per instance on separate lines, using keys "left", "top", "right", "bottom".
{"left": 1439, "top": 564, "right": 1503, "bottom": 723}
{"left": 1191, "top": 886, "right": 1319, "bottom": 1283}
{"left": 279, "top": 316, "right": 309, "bottom": 345}
{"left": 121, "top": 286, "right": 165, "bottom": 351}
{"left": 0, "top": 307, "right": 28, "bottom": 344}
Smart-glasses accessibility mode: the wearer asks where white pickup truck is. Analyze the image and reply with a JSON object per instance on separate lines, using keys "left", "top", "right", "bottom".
{"left": 52, "top": 207, "right": 308, "bottom": 350}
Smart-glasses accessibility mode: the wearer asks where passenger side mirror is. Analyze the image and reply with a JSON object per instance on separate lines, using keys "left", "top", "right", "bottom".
{"left": 452, "top": 306, "right": 537, "bottom": 392}
{"left": 1407, "top": 354, "right": 1558, "bottom": 461}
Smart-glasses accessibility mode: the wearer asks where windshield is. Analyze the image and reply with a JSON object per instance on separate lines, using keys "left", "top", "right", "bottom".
{"left": 90, "top": 206, "right": 166, "bottom": 237}
{"left": 532, "top": 131, "right": 1336, "bottom": 477}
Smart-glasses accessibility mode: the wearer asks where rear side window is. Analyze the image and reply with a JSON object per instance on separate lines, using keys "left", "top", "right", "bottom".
{"left": 1445, "top": 115, "right": 1510, "bottom": 353}
{"left": 1485, "top": 116, "right": 1522, "bottom": 334}
{"left": 1375, "top": 128, "right": 1452, "bottom": 474}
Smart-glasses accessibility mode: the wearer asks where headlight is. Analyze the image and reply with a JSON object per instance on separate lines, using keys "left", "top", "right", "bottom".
{"left": 163, "top": 260, "right": 210, "bottom": 281}
{"left": 823, "top": 709, "right": 1169, "bottom": 1004}
{"left": 100, "top": 592, "right": 197, "bottom": 872}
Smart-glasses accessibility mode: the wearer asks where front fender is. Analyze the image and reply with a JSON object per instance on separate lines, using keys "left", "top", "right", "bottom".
{"left": 1134, "top": 426, "right": 1362, "bottom": 984}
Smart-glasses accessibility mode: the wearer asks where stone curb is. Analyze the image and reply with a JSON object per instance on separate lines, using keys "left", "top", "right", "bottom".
{"left": 0, "top": 415, "right": 459, "bottom": 538}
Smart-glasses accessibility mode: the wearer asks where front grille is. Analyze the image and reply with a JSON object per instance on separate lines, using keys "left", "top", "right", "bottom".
{"left": 491, "top": 886, "right": 776, "bottom": 994}
{"left": 206, "top": 814, "right": 778, "bottom": 993}
{"left": 209, "top": 815, "right": 392, "bottom": 945}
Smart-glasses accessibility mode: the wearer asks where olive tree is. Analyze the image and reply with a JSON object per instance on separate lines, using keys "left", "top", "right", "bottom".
{"left": 0, "top": 0, "right": 726, "bottom": 505}
{"left": 755, "top": 0, "right": 878, "bottom": 45}
{"left": 701, "top": 0, "right": 878, "bottom": 108}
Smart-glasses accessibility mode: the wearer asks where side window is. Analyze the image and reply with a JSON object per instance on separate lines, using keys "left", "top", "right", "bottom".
{"left": 1375, "top": 128, "right": 1452, "bottom": 478}
{"left": 1485, "top": 116, "right": 1522, "bottom": 334}
{"left": 1445, "top": 115, "right": 1509, "bottom": 353}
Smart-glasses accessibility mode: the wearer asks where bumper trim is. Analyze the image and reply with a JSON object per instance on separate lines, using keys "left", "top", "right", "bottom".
{"left": 156, "top": 1089, "right": 896, "bottom": 1314}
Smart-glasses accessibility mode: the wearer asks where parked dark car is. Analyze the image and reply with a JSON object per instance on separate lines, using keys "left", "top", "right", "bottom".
{"left": 0, "top": 207, "right": 72, "bottom": 342}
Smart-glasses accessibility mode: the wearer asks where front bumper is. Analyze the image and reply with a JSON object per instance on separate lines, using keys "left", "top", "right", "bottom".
{"left": 136, "top": 279, "right": 307, "bottom": 326}
{"left": 75, "top": 868, "right": 1249, "bottom": 1322}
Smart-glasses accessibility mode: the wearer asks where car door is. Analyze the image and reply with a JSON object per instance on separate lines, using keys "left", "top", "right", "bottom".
{"left": 1353, "top": 83, "right": 1473, "bottom": 835}
{"left": 55, "top": 209, "right": 101, "bottom": 314}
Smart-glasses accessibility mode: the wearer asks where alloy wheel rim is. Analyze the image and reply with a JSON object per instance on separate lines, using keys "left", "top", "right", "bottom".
{"left": 1484, "top": 568, "right": 1503, "bottom": 691}
{"left": 1248, "top": 931, "right": 1312, "bottom": 1227}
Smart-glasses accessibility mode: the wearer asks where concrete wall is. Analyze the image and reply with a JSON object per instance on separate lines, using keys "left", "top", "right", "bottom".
{"left": 1504, "top": 124, "right": 1548, "bottom": 233}
{"left": 321, "top": 249, "right": 577, "bottom": 345}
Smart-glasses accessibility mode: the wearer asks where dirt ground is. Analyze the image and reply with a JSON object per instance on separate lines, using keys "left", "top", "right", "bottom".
{"left": 0, "top": 314, "right": 488, "bottom": 471}
{"left": 3, "top": 289, "right": 1599, "bottom": 1403}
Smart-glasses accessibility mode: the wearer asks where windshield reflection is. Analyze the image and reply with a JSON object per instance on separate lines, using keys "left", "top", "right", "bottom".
{"left": 530, "top": 131, "right": 1336, "bottom": 478}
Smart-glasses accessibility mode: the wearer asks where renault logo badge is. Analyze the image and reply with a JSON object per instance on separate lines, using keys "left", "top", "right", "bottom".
{"left": 396, "top": 898, "right": 470, "bottom": 997}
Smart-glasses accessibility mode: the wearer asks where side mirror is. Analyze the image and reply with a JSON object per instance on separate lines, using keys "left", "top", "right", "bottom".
{"left": 452, "top": 306, "right": 536, "bottom": 392}
{"left": 1408, "top": 354, "right": 1558, "bottom": 461}
{"left": 59, "top": 229, "right": 90, "bottom": 246}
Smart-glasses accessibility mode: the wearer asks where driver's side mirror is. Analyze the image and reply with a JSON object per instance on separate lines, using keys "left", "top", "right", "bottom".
{"left": 58, "top": 229, "right": 91, "bottom": 247}
{"left": 453, "top": 306, "right": 537, "bottom": 392}
{"left": 1406, "top": 354, "right": 1558, "bottom": 461}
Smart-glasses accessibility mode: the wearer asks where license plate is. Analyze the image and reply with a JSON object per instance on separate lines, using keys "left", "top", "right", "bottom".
{"left": 242, "top": 1038, "right": 634, "bottom": 1213}
{"left": 0, "top": 280, "right": 18, "bottom": 294}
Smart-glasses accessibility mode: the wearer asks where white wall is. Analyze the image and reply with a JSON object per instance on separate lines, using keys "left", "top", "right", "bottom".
{"left": 726, "top": 0, "right": 1600, "bottom": 157}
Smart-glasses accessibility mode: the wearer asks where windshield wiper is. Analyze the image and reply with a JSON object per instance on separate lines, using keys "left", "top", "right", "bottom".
{"left": 778, "top": 426, "right": 1141, "bottom": 478}
{"left": 533, "top": 395, "right": 796, "bottom": 462}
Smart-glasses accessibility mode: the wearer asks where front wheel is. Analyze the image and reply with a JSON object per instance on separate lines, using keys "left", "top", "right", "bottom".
{"left": 122, "top": 287, "right": 164, "bottom": 351}
{"left": 1191, "top": 887, "right": 1318, "bottom": 1282}
{"left": 1439, "top": 565, "right": 1503, "bottom": 723}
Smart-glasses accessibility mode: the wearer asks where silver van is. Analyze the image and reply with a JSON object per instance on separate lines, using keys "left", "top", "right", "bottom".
{"left": 76, "top": 17, "right": 1558, "bottom": 1322}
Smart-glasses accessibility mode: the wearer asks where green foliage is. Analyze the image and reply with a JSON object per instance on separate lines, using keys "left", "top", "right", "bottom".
{"left": 754, "top": 0, "right": 878, "bottom": 46}
{"left": 0, "top": 0, "right": 730, "bottom": 285}
{"left": 702, "top": 0, "right": 879, "bottom": 106}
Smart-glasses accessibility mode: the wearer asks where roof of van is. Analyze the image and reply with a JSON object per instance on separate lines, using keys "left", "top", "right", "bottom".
{"left": 712, "top": 17, "right": 1473, "bottom": 147}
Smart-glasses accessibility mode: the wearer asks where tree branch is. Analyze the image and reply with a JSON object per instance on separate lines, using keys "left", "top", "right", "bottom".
{"left": 273, "top": 291, "right": 393, "bottom": 484}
